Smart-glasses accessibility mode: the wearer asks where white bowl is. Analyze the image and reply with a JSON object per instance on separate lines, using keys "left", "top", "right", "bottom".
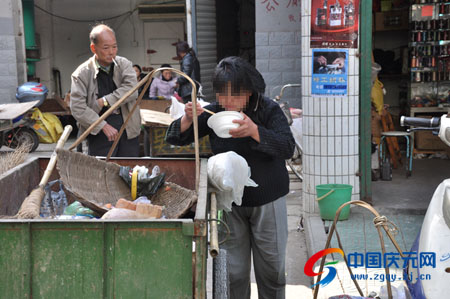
{"left": 207, "top": 111, "right": 244, "bottom": 138}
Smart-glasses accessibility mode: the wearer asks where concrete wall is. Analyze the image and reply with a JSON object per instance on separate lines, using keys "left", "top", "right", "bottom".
{"left": 255, "top": 0, "right": 302, "bottom": 108}
{"left": 34, "top": 0, "right": 180, "bottom": 98}
{"left": 0, "top": 0, "right": 26, "bottom": 104}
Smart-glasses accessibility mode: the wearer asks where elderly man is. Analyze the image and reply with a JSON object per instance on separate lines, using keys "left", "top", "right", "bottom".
{"left": 70, "top": 24, "right": 141, "bottom": 156}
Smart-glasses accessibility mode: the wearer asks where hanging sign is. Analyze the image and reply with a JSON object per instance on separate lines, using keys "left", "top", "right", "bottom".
{"left": 311, "top": 49, "right": 348, "bottom": 96}
{"left": 310, "top": 0, "right": 359, "bottom": 48}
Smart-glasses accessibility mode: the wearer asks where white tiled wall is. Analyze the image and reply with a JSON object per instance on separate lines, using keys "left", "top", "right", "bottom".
{"left": 301, "top": 1, "right": 360, "bottom": 214}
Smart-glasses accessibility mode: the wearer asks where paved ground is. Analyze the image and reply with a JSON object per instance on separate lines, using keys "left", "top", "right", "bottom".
{"left": 304, "top": 158, "right": 450, "bottom": 298}
{"left": 372, "top": 158, "right": 450, "bottom": 213}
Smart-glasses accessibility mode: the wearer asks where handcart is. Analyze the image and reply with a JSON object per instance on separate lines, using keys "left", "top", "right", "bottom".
{"left": 0, "top": 69, "right": 224, "bottom": 298}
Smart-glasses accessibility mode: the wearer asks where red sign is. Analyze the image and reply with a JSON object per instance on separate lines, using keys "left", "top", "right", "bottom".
{"left": 421, "top": 5, "right": 433, "bottom": 17}
{"left": 310, "top": 0, "right": 359, "bottom": 48}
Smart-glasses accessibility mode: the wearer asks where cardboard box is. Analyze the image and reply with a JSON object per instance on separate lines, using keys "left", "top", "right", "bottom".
{"left": 415, "top": 130, "right": 447, "bottom": 150}
{"left": 375, "top": 11, "right": 409, "bottom": 31}
{"left": 140, "top": 99, "right": 171, "bottom": 113}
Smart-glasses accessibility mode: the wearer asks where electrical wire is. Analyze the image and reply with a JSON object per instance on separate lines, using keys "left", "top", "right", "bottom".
{"left": 34, "top": 4, "right": 138, "bottom": 23}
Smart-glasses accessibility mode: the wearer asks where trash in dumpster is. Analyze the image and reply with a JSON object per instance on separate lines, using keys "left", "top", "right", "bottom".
{"left": 39, "top": 179, "right": 68, "bottom": 217}
{"left": 63, "top": 201, "right": 97, "bottom": 218}
{"left": 55, "top": 149, "right": 197, "bottom": 219}
{"left": 116, "top": 198, "right": 137, "bottom": 210}
{"left": 54, "top": 214, "right": 93, "bottom": 220}
{"left": 134, "top": 196, "right": 151, "bottom": 204}
{"left": 136, "top": 202, "right": 163, "bottom": 218}
{"left": 101, "top": 203, "right": 163, "bottom": 219}
{"left": 114, "top": 197, "right": 163, "bottom": 217}
{"left": 119, "top": 165, "right": 165, "bottom": 200}
{"left": 101, "top": 208, "right": 143, "bottom": 219}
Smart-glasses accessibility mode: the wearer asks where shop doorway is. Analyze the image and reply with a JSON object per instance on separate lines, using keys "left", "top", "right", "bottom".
{"left": 215, "top": 0, "right": 255, "bottom": 65}
{"left": 370, "top": 1, "right": 450, "bottom": 211}
{"left": 143, "top": 21, "right": 185, "bottom": 71}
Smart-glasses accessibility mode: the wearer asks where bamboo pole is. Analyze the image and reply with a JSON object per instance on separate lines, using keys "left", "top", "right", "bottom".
{"left": 209, "top": 192, "right": 219, "bottom": 258}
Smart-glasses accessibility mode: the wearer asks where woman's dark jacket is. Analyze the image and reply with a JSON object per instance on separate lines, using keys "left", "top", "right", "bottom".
{"left": 177, "top": 52, "right": 200, "bottom": 101}
{"left": 165, "top": 95, "right": 295, "bottom": 207}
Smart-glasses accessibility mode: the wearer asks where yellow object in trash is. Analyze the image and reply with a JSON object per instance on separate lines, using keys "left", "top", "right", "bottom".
{"left": 371, "top": 78, "right": 384, "bottom": 115}
{"left": 131, "top": 169, "right": 138, "bottom": 200}
{"left": 31, "top": 108, "right": 63, "bottom": 143}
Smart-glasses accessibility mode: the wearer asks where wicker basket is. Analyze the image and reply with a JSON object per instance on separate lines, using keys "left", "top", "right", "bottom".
{"left": 56, "top": 149, "right": 197, "bottom": 218}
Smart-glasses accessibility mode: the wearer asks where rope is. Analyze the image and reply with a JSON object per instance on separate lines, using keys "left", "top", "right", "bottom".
{"left": 373, "top": 215, "right": 399, "bottom": 236}
{"left": 313, "top": 200, "right": 407, "bottom": 299}
{"left": 334, "top": 227, "right": 364, "bottom": 296}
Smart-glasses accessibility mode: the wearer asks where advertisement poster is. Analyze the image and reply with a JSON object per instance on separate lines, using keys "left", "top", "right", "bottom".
{"left": 311, "top": 49, "right": 348, "bottom": 96}
{"left": 310, "top": 0, "right": 359, "bottom": 48}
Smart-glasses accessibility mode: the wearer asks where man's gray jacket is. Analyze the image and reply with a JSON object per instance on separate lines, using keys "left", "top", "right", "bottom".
{"left": 70, "top": 55, "right": 141, "bottom": 139}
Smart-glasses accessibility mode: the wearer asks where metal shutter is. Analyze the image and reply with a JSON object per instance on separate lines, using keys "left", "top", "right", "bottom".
{"left": 195, "top": 0, "right": 216, "bottom": 101}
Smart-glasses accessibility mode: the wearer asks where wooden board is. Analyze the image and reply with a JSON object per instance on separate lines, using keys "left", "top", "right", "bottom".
{"left": 140, "top": 109, "right": 174, "bottom": 126}
{"left": 140, "top": 99, "right": 171, "bottom": 113}
{"left": 0, "top": 100, "right": 40, "bottom": 120}
{"left": 39, "top": 97, "right": 70, "bottom": 116}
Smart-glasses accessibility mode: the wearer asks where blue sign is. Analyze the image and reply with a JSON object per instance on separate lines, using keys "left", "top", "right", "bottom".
{"left": 312, "top": 49, "right": 348, "bottom": 96}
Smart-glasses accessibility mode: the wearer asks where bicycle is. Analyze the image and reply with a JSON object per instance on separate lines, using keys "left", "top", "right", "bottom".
{"left": 273, "top": 84, "right": 303, "bottom": 182}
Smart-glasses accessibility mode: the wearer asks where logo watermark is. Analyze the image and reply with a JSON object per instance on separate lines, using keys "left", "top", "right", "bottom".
{"left": 304, "top": 248, "right": 344, "bottom": 287}
{"left": 350, "top": 272, "right": 431, "bottom": 283}
{"left": 304, "top": 248, "right": 437, "bottom": 287}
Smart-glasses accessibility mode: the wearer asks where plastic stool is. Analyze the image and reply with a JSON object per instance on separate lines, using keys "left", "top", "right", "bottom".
{"left": 379, "top": 131, "right": 413, "bottom": 177}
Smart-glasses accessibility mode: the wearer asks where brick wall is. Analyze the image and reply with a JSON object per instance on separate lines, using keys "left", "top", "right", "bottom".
{"left": 0, "top": 0, "right": 26, "bottom": 104}
{"left": 255, "top": 2, "right": 302, "bottom": 108}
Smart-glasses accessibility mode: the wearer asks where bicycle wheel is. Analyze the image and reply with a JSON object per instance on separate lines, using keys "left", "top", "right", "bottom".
{"left": 5, "top": 127, "right": 40, "bottom": 152}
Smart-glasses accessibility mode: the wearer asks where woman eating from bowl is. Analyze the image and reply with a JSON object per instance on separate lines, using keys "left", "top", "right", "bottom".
{"left": 165, "top": 56, "right": 295, "bottom": 299}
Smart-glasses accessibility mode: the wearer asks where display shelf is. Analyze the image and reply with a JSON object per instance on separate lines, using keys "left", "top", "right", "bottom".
{"left": 413, "top": 149, "right": 447, "bottom": 155}
{"left": 410, "top": 81, "right": 450, "bottom": 84}
{"left": 410, "top": 41, "right": 450, "bottom": 46}
{"left": 409, "top": 1, "right": 450, "bottom": 88}
{"left": 410, "top": 106, "right": 450, "bottom": 116}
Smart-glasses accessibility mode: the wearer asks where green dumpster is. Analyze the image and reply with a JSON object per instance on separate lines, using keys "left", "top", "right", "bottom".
{"left": 0, "top": 157, "right": 209, "bottom": 299}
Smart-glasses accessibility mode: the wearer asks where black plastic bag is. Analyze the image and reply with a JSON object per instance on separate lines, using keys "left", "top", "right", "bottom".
{"left": 40, "top": 179, "right": 68, "bottom": 217}
{"left": 119, "top": 166, "right": 166, "bottom": 198}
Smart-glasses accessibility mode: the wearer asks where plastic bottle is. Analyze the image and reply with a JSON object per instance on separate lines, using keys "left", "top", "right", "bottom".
{"left": 39, "top": 195, "right": 52, "bottom": 218}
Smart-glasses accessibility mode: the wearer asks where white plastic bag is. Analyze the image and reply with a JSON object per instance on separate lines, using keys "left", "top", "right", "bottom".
{"left": 290, "top": 117, "right": 302, "bottom": 149}
{"left": 169, "top": 96, "right": 210, "bottom": 119}
{"left": 207, "top": 151, "right": 258, "bottom": 212}
{"left": 169, "top": 96, "right": 185, "bottom": 119}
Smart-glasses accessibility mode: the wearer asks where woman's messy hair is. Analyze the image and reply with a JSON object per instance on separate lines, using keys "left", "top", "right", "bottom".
{"left": 212, "top": 56, "right": 266, "bottom": 95}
